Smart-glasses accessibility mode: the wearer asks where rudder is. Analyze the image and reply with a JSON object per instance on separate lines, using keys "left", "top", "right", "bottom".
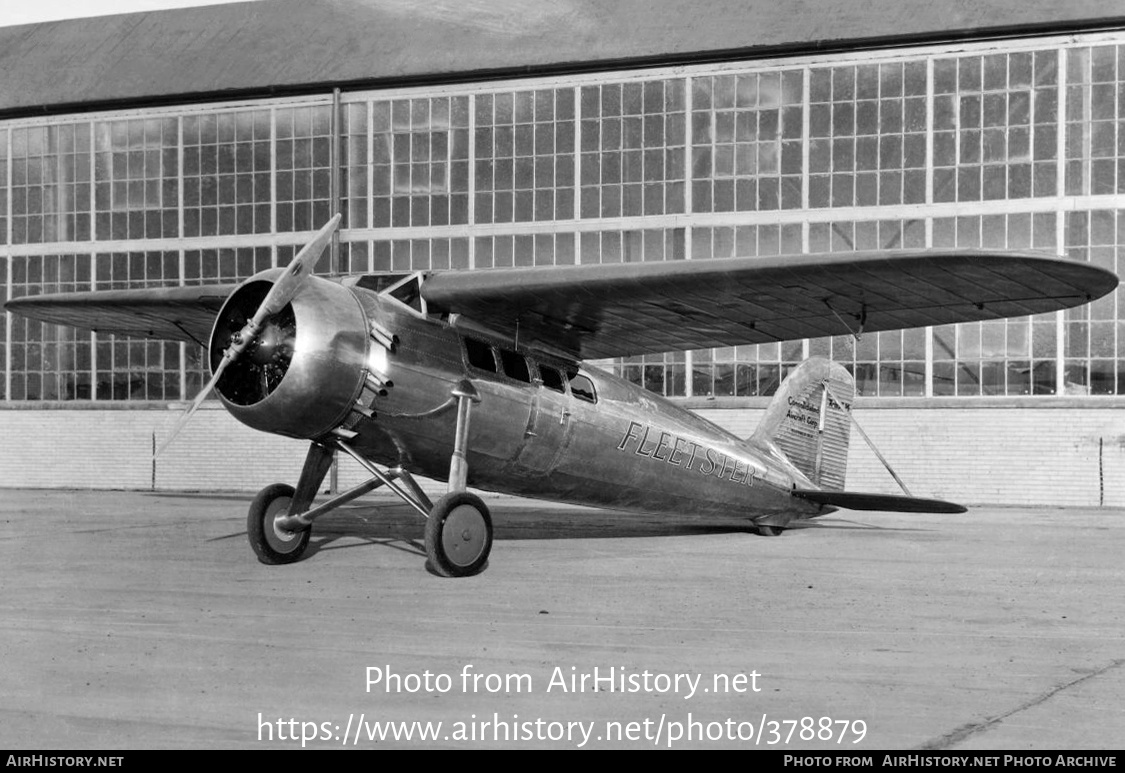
{"left": 748, "top": 358, "right": 854, "bottom": 491}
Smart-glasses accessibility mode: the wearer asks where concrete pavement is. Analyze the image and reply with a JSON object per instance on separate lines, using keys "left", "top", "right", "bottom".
{"left": 0, "top": 489, "right": 1122, "bottom": 749}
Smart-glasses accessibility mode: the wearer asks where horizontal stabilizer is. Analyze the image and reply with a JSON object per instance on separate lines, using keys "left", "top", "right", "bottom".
{"left": 793, "top": 489, "right": 967, "bottom": 514}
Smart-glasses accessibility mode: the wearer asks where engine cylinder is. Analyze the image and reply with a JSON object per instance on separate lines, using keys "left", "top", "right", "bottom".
{"left": 210, "top": 270, "right": 369, "bottom": 439}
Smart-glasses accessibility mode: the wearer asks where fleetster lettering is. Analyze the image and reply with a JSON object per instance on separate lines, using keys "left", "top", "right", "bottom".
{"left": 636, "top": 425, "right": 658, "bottom": 457}
{"left": 699, "top": 447, "right": 719, "bottom": 475}
{"left": 668, "top": 436, "right": 686, "bottom": 465}
{"left": 617, "top": 421, "right": 644, "bottom": 451}
{"left": 684, "top": 440, "right": 700, "bottom": 470}
{"left": 731, "top": 458, "right": 746, "bottom": 484}
{"left": 616, "top": 422, "right": 759, "bottom": 487}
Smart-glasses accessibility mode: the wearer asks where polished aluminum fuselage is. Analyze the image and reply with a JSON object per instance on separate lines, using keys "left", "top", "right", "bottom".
{"left": 337, "top": 289, "right": 814, "bottom": 521}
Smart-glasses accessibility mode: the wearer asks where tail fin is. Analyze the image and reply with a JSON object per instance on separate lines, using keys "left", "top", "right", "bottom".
{"left": 749, "top": 357, "right": 854, "bottom": 491}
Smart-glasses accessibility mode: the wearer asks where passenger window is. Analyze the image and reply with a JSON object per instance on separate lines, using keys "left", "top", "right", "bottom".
{"left": 569, "top": 373, "right": 597, "bottom": 403}
{"left": 465, "top": 338, "right": 497, "bottom": 372}
{"left": 539, "top": 365, "right": 565, "bottom": 393}
{"left": 499, "top": 349, "right": 531, "bottom": 383}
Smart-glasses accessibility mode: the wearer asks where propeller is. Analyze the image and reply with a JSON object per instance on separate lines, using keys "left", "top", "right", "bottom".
{"left": 155, "top": 214, "right": 342, "bottom": 458}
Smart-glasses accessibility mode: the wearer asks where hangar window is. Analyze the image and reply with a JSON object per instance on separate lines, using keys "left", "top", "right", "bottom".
{"left": 7, "top": 253, "right": 93, "bottom": 400}
{"left": 692, "top": 71, "right": 804, "bottom": 212}
{"left": 806, "top": 62, "right": 928, "bottom": 209}
{"left": 931, "top": 51, "right": 1058, "bottom": 203}
{"left": 10, "top": 123, "right": 92, "bottom": 244}
{"left": 94, "top": 118, "right": 178, "bottom": 240}
{"left": 183, "top": 109, "right": 271, "bottom": 237}
{"left": 579, "top": 79, "right": 686, "bottom": 219}
{"left": 0, "top": 128, "right": 6, "bottom": 244}
{"left": 276, "top": 104, "right": 334, "bottom": 232}
{"left": 476, "top": 88, "right": 575, "bottom": 224}
{"left": 371, "top": 96, "right": 470, "bottom": 229}
{"left": 343, "top": 103, "right": 369, "bottom": 229}
{"left": 475, "top": 232, "right": 576, "bottom": 268}
{"left": 369, "top": 237, "right": 470, "bottom": 272}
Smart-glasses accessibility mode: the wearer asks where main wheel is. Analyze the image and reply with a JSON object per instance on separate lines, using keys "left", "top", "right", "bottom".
{"left": 757, "top": 524, "right": 784, "bottom": 537}
{"left": 425, "top": 492, "right": 492, "bottom": 577}
{"left": 247, "top": 483, "right": 311, "bottom": 564}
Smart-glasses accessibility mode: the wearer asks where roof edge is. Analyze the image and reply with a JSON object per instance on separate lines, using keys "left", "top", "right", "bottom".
{"left": 2, "top": 15, "right": 1124, "bottom": 122}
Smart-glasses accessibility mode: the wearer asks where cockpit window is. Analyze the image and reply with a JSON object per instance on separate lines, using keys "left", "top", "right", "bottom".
{"left": 499, "top": 348, "right": 531, "bottom": 383}
{"left": 539, "top": 364, "right": 565, "bottom": 393}
{"left": 465, "top": 338, "right": 497, "bottom": 372}
{"left": 569, "top": 373, "right": 597, "bottom": 403}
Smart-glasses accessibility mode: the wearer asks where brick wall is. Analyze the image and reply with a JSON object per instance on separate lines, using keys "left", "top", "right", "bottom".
{"left": 697, "top": 406, "right": 1125, "bottom": 507}
{"left": 2, "top": 405, "right": 1123, "bottom": 506}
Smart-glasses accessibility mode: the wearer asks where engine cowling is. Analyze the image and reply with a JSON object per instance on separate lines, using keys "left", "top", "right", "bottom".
{"left": 210, "top": 269, "right": 370, "bottom": 439}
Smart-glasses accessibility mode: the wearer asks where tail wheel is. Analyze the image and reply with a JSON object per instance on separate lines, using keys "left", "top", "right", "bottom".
{"left": 425, "top": 492, "right": 492, "bottom": 577}
{"left": 248, "top": 483, "right": 311, "bottom": 564}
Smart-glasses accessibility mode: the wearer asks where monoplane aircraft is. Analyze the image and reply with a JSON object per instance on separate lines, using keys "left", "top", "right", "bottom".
{"left": 6, "top": 216, "right": 1116, "bottom": 576}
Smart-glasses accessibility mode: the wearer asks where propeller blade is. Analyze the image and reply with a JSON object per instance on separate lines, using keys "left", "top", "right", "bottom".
{"left": 154, "top": 214, "right": 341, "bottom": 459}
{"left": 252, "top": 213, "right": 340, "bottom": 326}
{"left": 154, "top": 354, "right": 235, "bottom": 458}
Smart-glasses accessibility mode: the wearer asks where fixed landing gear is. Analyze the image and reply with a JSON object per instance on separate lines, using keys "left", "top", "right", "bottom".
{"left": 425, "top": 492, "right": 493, "bottom": 577}
{"left": 245, "top": 379, "right": 491, "bottom": 575}
{"left": 248, "top": 483, "right": 311, "bottom": 564}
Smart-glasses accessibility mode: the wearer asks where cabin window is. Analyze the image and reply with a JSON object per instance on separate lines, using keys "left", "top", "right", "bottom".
{"left": 569, "top": 373, "right": 597, "bottom": 403}
{"left": 539, "top": 364, "right": 565, "bottom": 393}
{"left": 465, "top": 338, "right": 497, "bottom": 372}
{"left": 499, "top": 348, "right": 531, "bottom": 383}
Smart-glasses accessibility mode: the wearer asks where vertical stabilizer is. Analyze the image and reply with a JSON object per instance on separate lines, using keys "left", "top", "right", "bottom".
{"left": 749, "top": 358, "right": 854, "bottom": 491}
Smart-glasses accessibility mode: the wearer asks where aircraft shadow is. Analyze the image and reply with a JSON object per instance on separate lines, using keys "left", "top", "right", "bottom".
{"left": 323, "top": 502, "right": 751, "bottom": 541}
{"left": 203, "top": 502, "right": 933, "bottom": 558}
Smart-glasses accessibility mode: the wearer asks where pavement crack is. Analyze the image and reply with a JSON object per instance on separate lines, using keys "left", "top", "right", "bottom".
{"left": 919, "top": 658, "right": 1125, "bottom": 750}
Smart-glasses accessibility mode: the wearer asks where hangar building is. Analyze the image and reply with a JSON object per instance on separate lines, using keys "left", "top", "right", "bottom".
{"left": 2, "top": 0, "right": 1125, "bottom": 505}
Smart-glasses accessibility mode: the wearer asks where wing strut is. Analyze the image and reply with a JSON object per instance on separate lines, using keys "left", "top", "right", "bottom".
{"left": 823, "top": 299, "right": 867, "bottom": 340}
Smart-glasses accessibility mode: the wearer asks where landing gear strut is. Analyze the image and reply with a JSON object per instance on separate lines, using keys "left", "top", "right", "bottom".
{"left": 425, "top": 380, "right": 491, "bottom": 576}
{"left": 245, "top": 379, "right": 492, "bottom": 576}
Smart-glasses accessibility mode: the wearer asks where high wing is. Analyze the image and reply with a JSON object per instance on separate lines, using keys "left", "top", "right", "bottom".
{"left": 4, "top": 249, "right": 1116, "bottom": 359}
{"left": 5, "top": 283, "right": 241, "bottom": 346}
{"left": 421, "top": 249, "right": 1117, "bottom": 359}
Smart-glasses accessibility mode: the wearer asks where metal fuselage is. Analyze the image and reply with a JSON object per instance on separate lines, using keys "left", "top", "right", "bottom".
{"left": 265, "top": 281, "right": 818, "bottom": 523}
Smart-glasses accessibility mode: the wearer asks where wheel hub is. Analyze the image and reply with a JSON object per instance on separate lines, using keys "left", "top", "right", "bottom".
{"left": 442, "top": 504, "right": 488, "bottom": 567}
{"left": 265, "top": 496, "right": 302, "bottom": 551}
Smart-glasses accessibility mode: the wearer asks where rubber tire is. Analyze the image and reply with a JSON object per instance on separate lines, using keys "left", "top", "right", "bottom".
{"left": 758, "top": 525, "right": 784, "bottom": 537}
{"left": 425, "top": 492, "right": 492, "bottom": 577}
{"left": 248, "top": 483, "right": 311, "bottom": 565}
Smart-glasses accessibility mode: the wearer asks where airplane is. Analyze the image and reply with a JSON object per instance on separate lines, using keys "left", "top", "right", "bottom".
{"left": 5, "top": 215, "right": 1117, "bottom": 576}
